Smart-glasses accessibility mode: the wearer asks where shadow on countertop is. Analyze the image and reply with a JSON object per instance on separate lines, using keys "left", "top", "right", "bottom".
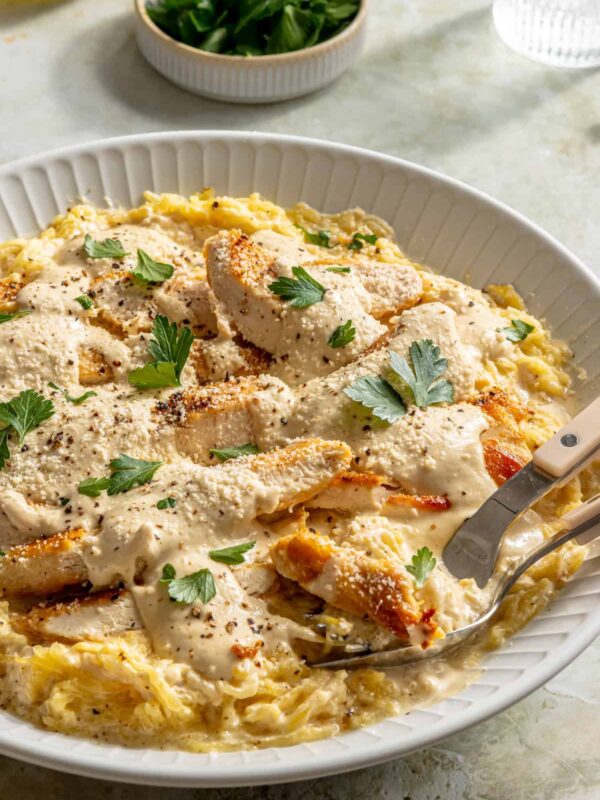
{"left": 47, "top": 4, "right": 599, "bottom": 161}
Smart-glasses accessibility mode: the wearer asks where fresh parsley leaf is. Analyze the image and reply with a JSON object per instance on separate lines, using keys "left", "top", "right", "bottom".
{"left": 0, "top": 309, "right": 31, "bottom": 325}
{"left": 0, "top": 550, "right": 5, "bottom": 557}
{"left": 389, "top": 340, "right": 455, "bottom": 408}
{"left": 268, "top": 266, "right": 326, "bottom": 308}
{"left": 78, "top": 455, "right": 163, "bottom": 498}
{"left": 325, "top": 1, "right": 359, "bottom": 23}
{"left": 328, "top": 319, "right": 356, "bottom": 349}
{"left": 344, "top": 376, "right": 406, "bottom": 423}
{"left": 503, "top": 319, "right": 535, "bottom": 342}
{"left": 160, "top": 563, "right": 176, "bottom": 583}
{"left": 296, "top": 225, "right": 332, "bottom": 248}
{"left": 147, "top": 315, "right": 194, "bottom": 376}
{"left": 198, "top": 26, "right": 229, "bottom": 52}
{"left": 75, "top": 295, "right": 93, "bottom": 310}
{"left": 236, "top": 0, "right": 284, "bottom": 33}
{"left": 106, "top": 454, "right": 163, "bottom": 496}
{"left": 163, "top": 566, "right": 217, "bottom": 605}
{"left": 267, "top": 5, "right": 312, "bottom": 53}
{"left": 59, "top": 497, "right": 70, "bottom": 507}
{"left": 83, "top": 234, "right": 127, "bottom": 260}
{"left": 78, "top": 477, "right": 110, "bottom": 497}
{"left": 348, "top": 232, "right": 378, "bottom": 251}
{"left": 147, "top": 0, "right": 358, "bottom": 55}
{"left": 48, "top": 381, "right": 97, "bottom": 406}
{"left": 128, "top": 361, "right": 179, "bottom": 390}
{"left": 209, "top": 541, "right": 255, "bottom": 565}
{"left": 157, "top": 496, "right": 176, "bottom": 510}
{"left": 0, "top": 389, "right": 54, "bottom": 445}
{"left": 405, "top": 546, "right": 437, "bottom": 588}
{"left": 132, "top": 249, "right": 174, "bottom": 284}
{"left": 209, "top": 443, "right": 259, "bottom": 462}
{"left": 0, "top": 428, "right": 11, "bottom": 470}
{"left": 128, "top": 315, "right": 193, "bottom": 390}
{"left": 326, "top": 266, "right": 351, "bottom": 274}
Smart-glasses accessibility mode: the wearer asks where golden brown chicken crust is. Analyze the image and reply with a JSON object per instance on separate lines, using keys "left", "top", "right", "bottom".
{"left": 270, "top": 528, "right": 439, "bottom": 646}
{"left": 0, "top": 528, "right": 88, "bottom": 597}
{"left": 0, "top": 277, "right": 24, "bottom": 311}
{"left": 208, "top": 229, "right": 276, "bottom": 290}
{"left": 192, "top": 335, "right": 273, "bottom": 384}
{"left": 13, "top": 588, "right": 138, "bottom": 643}
{"left": 156, "top": 376, "right": 263, "bottom": 424}
{"left": 78, "top": 346, "right": 114, "bottom": 385}
{"left": 248, "top": 439, "right": 352, "bottom": 512}
{"left": 474, "top": 389, "right": 531, "bottom": 485}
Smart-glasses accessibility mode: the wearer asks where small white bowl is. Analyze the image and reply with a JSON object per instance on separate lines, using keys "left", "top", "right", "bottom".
{"left": 134, "top": 0, "right": 368, "bottom": 104}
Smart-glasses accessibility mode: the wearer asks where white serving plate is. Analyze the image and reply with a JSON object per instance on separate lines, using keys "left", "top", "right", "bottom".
{"left": 0, "top": 132, "right": 598, "bottom": 787}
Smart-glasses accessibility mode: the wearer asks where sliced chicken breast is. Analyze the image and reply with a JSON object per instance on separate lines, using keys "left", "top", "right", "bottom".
{"left": 0, "top": 529, "right": 89, "bottom": 597}
{"left": 15, "top": 589, "right": 141, "bottom": 642}
{"left": 474, "top": 390, "right": 530, "bottom": 485}
{"left": 271, "top": 526, "right": 440, "bottom": 647}
{"left": 205, "top": 229, "right": 388, "bottom": 384}
{"left": 308, "top": 471, "right": 451, "bottom": 514}
{"left": 1, "top": 440, "right": 352, "bottom": 599}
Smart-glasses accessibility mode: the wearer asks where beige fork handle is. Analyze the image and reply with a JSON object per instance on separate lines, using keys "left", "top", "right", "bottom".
{"left": 533, "top": 396, "right": 600, "bottom": 479}
{"left": 562, "top": 493, "right": 600, "bottom": 545}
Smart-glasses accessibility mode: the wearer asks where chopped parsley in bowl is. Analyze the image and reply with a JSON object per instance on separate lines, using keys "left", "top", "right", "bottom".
{"left": 145, "top": 0, "right": 361, "bottom": 56}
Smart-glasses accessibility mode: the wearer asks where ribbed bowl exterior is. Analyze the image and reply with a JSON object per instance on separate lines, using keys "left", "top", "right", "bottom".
{"left": 134, "top": 0, "right": 368, "bottom": 103}
{"left": 0, "top": 132, "right": 598, "bottom": 787}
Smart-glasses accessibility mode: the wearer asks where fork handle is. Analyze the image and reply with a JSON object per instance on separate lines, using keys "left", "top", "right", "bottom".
{"left": 497, "top": 493, "right": 600, "bottom": 600}
{"left": 563, "top": 493, "right": 600, "bottom": 528}
{"left": 533, "top": 396, "right": 600, "bottom": 479}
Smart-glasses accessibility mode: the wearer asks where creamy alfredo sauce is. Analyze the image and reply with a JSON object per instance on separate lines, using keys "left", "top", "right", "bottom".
{"left": 0, "top": 216, "right": 561, "bottom": 687}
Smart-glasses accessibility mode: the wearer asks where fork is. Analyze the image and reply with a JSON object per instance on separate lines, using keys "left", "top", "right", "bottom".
{"left": 313, "top": 492, "right": 600, "bottom": 669}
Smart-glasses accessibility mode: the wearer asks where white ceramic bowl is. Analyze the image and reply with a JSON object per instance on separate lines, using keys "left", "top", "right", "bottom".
{"left": 0, "top": 132, "right": 598, "bottom": 787}
{"left": 134, "top": 0, "right": 368, "bottom": 103}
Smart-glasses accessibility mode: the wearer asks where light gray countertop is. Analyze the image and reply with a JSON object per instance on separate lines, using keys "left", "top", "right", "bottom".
{"left": 0, "top": 1, "right": 599, "bottom": 797}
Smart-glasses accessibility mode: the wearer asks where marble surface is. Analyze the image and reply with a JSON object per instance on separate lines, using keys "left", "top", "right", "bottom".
{"left": 0, "top": 0, "right": 599, "bottom": 797}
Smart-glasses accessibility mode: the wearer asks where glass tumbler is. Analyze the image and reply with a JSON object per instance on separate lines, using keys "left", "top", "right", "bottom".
{"left": 493, "top": 0, "right": 600, "bottom": 67}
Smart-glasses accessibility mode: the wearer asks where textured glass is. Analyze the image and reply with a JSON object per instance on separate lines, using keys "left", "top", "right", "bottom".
{"left": 493, "top": 0, "right": 600, "bottom": 67}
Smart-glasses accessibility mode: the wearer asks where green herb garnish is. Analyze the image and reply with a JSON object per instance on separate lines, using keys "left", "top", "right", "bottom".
{"left": 348, "top": 232, "right": 377, "bottom": 251}
{"left": 75, "top": 295, "right": 94, "bottom": 310}
{"left": 405, "top": 547, "right": 437, "bottom": 588}
{"left": 389, "top": 340, "right": 454, "bottom": 408}
{"left": 345, "top": 341, "right": 454, "bottom": 423}
{"left": 146, "top": 0, "right": 359, "bottom": 56}
{"left": 209, "top": 541, "right": 255, "bottom": 565}
{"left": 344, "top": 376, "right": 406, "bottom": 423}
{"left": 503, "top": 319, "right": 535, "bottom": 342}
{"left": 326, "top": 266, "right": 351, "bottom": 274}
{"left": 209, "top": 443, "right": 259, "bottom": 462}
{"left": 132, "top": 249, "right": 175, "bottom": 285}
{"left": 129, "top": 315, "right": 193, "bottom": 389}
{"left": 83, "top": 234, "right": 127, "bottom": 260}
{"left": 78, "top": 454, "right": 163, "bottom": 498}
{"left": 0, "top": 309, "right": 31, "bottom": 325}
{"left": 0, "top": 389, "right": 54, "bottom": 445}
{"left": 160, "top": 563, "right": 176, "bottom": 583}
{"left": 328, "top": 320, "right": 356, "bottom": 349}
{"left": 48, "top": 382, "right": 97, "bottom": 406}
{"left": 106, "top": 454, "right": 163, "bottom": 496}
{"left": 0, "top": 428, "right": 11, "bottom": 471}
{"left": 268, "top": 266, "right": 326, "bottom": 308}
{"left": 157, "top": 496, "right": 176, "bottom": 509}
{"left": 77, "top": 477, "right": 111, "bottom": 497}
{"left": 160, "top": 564, "right": 216, "bottom": 605}
{"left": 59, "top": 497, "right": 70, "bottom": 507}
{"left": 296, "top": 226, "right": 332, "bottom": 248}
